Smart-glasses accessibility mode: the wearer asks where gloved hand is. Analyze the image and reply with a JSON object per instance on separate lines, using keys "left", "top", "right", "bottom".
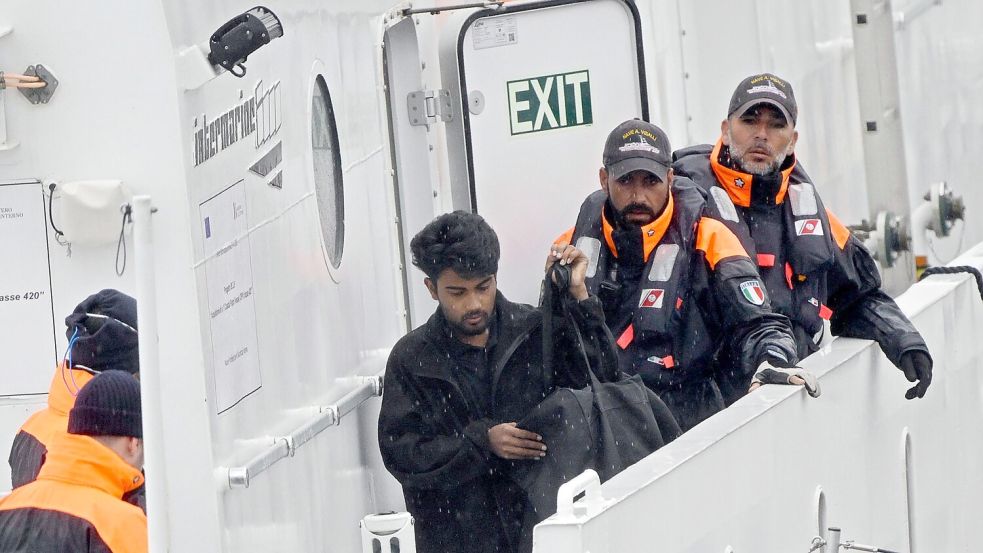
{"left": 751, "top": 357, "right": 821, "bottom": 398}
{"left": 898, "top": 350, "right": 932, "bottom": 399}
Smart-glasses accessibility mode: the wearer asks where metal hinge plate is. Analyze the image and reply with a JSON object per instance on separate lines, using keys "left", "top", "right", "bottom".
{"left": 407, "top": 89, "right": 452, "bottom": 127}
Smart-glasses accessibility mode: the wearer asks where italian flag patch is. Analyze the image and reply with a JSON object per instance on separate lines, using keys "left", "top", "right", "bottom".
{"left": 740, "top": 280, "right": 765, "bottom": 305}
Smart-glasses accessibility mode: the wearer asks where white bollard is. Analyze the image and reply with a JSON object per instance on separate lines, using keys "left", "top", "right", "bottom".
{"left": 360, "top": 512, "right": 417, "bottom": 553}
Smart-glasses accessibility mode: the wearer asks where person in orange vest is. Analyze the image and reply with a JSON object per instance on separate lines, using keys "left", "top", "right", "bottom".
{"left": 555, "top": 119, "right": 819, "bottom": 431}
{"left": 7, "top": 289, "right": 141, "bottom": 508}
{"left": 673, "top": 73, "right": 932, "bottom": 402}
{"left": 0, "top": 370, "right": 147, "bottom": 552}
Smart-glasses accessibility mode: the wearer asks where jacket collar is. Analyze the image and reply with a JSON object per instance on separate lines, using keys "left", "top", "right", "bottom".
{"left": 709, "top": 138, "right": 796, "bottom": 208}
{"left": 46, "top": 363, "right": 94, "bottom": 416}
{"left": 38, "top": 432, "right": 144, "bottom": 497}
{"left": 418, "top": 291, "right": 538, "bottom": 381}
{"left": 600, "top": 190, "right": 675, "bottom": 263}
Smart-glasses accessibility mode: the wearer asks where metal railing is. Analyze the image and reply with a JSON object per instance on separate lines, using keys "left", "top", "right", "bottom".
{"left": 223, "top": 375, "right": 383, "bottom": 489}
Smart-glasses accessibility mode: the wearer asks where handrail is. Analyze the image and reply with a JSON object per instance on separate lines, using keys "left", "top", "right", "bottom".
{"left": 224, "top": 375, "right": 383, "bottom": 489}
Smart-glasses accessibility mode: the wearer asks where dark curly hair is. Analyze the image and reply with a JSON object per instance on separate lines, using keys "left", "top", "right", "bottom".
{"left": 410, "top": 211, "right": 500, "bottom": 281}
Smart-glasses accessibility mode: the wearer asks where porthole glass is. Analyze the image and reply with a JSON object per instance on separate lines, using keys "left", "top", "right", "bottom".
{"left": 311, "top": 75, "right": 345, "bottom": 269}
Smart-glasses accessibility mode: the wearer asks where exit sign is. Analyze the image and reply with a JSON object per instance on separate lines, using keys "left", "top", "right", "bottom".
{"left": 507, "top": 70, "right": 592, "bottom": 135}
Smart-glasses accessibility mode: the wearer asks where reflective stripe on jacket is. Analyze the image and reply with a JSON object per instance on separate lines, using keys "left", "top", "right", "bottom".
{"left": 0, "top": 432, "right": 147, "bottom": 553}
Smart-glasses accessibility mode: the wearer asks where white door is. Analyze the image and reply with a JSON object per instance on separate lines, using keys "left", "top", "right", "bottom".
{"left": 383, "top": 15, "right": 445, "bottom": 329}
{"left": 441, "top": 0, "right": 650, "bottom": 303}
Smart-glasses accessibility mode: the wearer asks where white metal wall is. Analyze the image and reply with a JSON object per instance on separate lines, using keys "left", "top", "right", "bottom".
{"left": 893, "top": 0, "right": 983, "bottom": 264}
{"left": 0, "top": 0, "right": 190, "bottom": 490}
{"left": 0, "top": 1, "right": 407, "bottom": 552}
{"left": 640, "top": 0, "right": 982, "bottom": 262}
{"left": 534, "top": 241, "right": 983, "bottom": 552}
{"left": 654, "top": 0, "right": 870, "bottom": 225}
{"left": 161, "top": 2, "right": 407, "bottom": 552}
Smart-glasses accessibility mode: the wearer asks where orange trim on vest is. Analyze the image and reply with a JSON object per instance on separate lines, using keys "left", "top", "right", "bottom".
{"left": 819, "top": 304, "right": 833, "bottom": 320}
{"left": 757, "top": 253, "right": 776, "bottom": 267}
{"left": 616, "top": 324, "right": 634, "bottom": 350}
{"left": 0, "top": 433, "right": 147, "bottom": 553}
{"left": 553, "top": 227, "right": 574, "bottom": 246}
{"left": 708, "top": 139, "right": 794, "bottom": 207}
{"left": 826, "top": 208, "right": 851, "bottom": 250}
{"left": 785, "top": 263, "right": 794, "bottom": 289}
{"left": 19, "top": 365, "right": 94, "bottom": 448}
{"left": 695, "top": 217, "right": 750, "bottom": 270}
{"left": 601, "top": 192, "right": 674, "bottom": 262}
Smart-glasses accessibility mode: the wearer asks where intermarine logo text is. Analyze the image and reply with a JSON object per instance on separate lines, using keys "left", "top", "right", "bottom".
{"left": 193, "top": 80, "right": 282, "bottom": 167}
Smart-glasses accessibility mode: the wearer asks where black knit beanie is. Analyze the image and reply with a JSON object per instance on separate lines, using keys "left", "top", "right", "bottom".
{"left": 68, "top": 370, "right": 143, "bottom": 438}
{"left": 64, "top": 289, "right": 139, "bottom": 374}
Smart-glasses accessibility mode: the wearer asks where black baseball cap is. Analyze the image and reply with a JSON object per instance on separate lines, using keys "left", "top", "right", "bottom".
{"left": 727, "top": 73, "right": 797, "bottom": 125}
{"left": 602, "top": 119, "right": 672, "bottom": 181}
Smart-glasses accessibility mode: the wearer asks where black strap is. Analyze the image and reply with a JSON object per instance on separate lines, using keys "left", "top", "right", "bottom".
{"left": 543, "top": 264, "right": 596, "bottom": 389}
{"left": 491, "top": 265, "right": 599, "bottom": 397}
{"left": 541, "top": 267, "right": 556, "bottom": 387}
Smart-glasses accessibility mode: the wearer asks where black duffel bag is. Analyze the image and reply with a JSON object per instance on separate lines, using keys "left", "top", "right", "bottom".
{"left": 503, "top": 265, "right": 681, "bottom": 550}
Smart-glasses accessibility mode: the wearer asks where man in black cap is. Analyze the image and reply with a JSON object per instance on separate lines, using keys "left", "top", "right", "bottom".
{"left": 555, "top": 119, "right": 819, "bottom": 431}
{"left": 8, "top": 289, "right": 142, "bottom": 502}
{"left": 0, "top": 370, "right": 147, "bottom": 553}
{"left": 673, "top": 72, "right": 932, "bottom": 402}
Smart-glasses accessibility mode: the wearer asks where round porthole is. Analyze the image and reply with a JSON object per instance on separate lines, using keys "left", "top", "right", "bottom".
{"left": 311, "top": 74, "right": 345, "bottom": 270}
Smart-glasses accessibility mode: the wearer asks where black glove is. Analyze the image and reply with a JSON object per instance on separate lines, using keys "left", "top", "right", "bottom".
{"left": 898, "top": 350, "right": 932, "bottom": 399}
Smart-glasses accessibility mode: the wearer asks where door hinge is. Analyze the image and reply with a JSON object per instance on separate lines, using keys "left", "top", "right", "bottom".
{"left": 407, "top": 89, "right": 452, "bottom": 127}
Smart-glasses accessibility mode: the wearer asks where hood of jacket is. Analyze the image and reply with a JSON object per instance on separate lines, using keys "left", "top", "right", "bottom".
{"left": 37, "top": 432, "right": 144, "bottom": 498}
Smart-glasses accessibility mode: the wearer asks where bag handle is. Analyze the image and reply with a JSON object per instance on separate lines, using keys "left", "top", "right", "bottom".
{"left": 542, "top": 264, "right": 600, "bottom": 390}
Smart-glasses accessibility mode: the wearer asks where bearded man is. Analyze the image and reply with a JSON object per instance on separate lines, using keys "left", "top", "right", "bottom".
{"left": 673, "top": 72, "right": 932, "bottom": 404}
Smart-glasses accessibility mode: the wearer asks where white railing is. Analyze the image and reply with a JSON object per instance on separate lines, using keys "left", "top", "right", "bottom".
{"left": 222, "top": 375, "right": 383, "bottom": 489}
{"left": 534, "top": 242, "right": 983, "bottom": 553}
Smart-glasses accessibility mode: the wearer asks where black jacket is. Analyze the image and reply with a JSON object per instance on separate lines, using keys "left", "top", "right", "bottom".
{"left": 673, "top": 141, "right": 930, "bottom": 371}
{"left": 378, "top": 291, "right": 617, "bottom": 553}
{"left": 564, "top": 186, "right": 798, "bottom": 430}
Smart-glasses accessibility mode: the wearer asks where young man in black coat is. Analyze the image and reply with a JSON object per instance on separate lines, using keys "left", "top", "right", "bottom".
{"left": 378, "top": 211, "right": 620, "bottom": 553}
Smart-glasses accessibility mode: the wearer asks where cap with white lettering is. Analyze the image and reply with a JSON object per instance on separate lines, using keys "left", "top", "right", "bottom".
{"left": 727, "top": 73, "right": 798, "bottom": 125}
{"left": 602, "top": 119, "right": 672, "bottom": 181}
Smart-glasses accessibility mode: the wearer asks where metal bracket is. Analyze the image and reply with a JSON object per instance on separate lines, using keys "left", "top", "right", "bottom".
{"left": 929, "top": 181, "right": 964, "bottom": 238}
{"left": 18, "top": 64, "right": 58, "bottom": 105}
{"left": 815, "top": 526, "right": 901, "bottom": 552}
{"left": 407, "top": 89, "right": 453, "bottom": 127}
{"left": 848, "top": 210, "right": 911, "bottom": 268}
{"left": 874, "top": 211, "right": 910, "bottom": 268}
{"left": 402, "top": 1, "right": 503, "bottom": 16}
